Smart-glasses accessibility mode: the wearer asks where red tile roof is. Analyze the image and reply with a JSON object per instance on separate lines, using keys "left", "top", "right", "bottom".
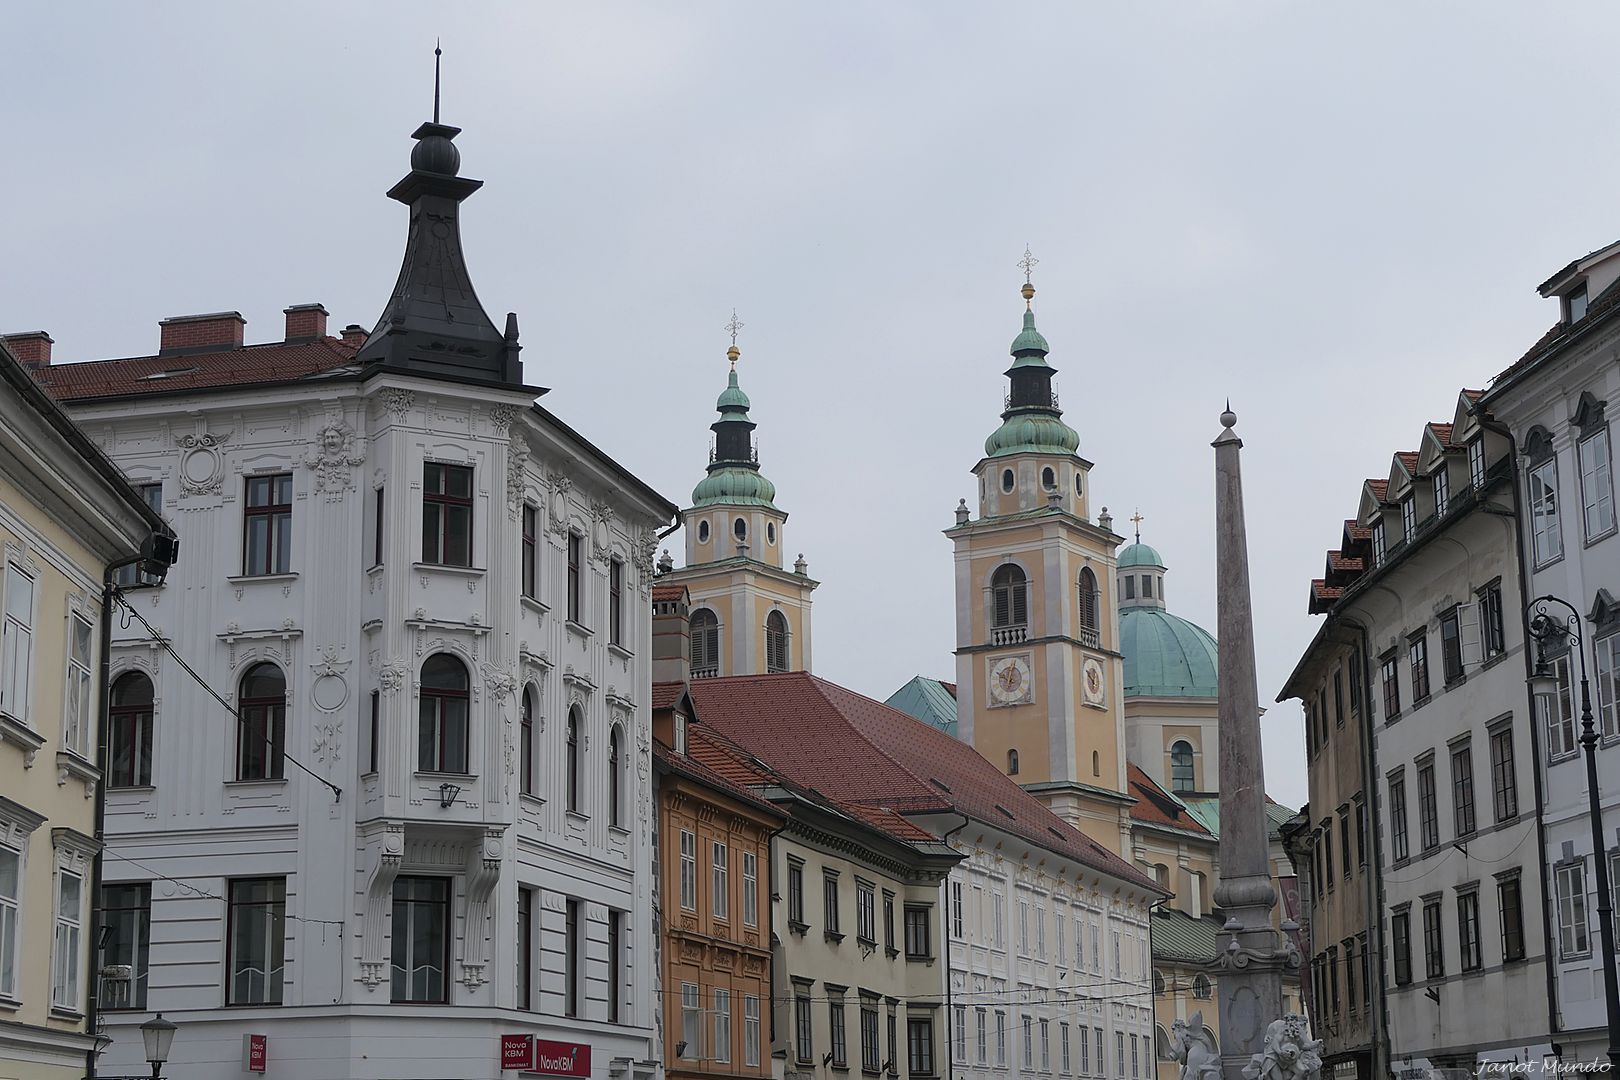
{"left": 1462, "top": 389, "right": 1483, "bottom": 402}
{"left": 1394, "top": 451, "right": 1419, "bottom": 473}
{"left": 689, "top": 673, "right": 1159, "bottom": 891}
{"left": 33, "top": 338, "right": 360, "bottom": 401}
{"left": 1126, "top": 764, "right": 1210, "bottom": 835}
{"left": 1342, "top": 519, "right": 1370, "bottom": 542}
{"left": 652, "top": 584, "right": 687, "bottom": 603}
{"left": 1326, "top": 551, "right": 1363, "bottom": 574}
{"left": 940, "top": 682, "right": 958, "bottom": 699}
{"left": 652, "top": 681, "right": 688, "bottom": 712}
{"left": 1427, "top": 422, "right": 1455, "bottom": 447}
{"left": 654, "top": 736, "right": 785, "bottom": 819}
{"left": 1365, "top": 479, "right": 1389, "bottom": 501}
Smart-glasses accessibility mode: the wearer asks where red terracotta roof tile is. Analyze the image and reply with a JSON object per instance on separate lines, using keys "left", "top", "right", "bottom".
{"left": 689, "top": 673, "right": 1160, "bottom": 891}
{"left": 33, "top": 338, "right": 361, "bottom": 401}
{"left": 652, "top": 584, "right": 687, "bottom": 603}
{"left": 1427, "top": 422, "right": 1455, "bottom": 447}
{"left": 1395, "top": 451, "right": 1419, "bottom": 473}
{"left": 655, "top": 736, "right": 785, "bottom": 818}
{"left": 1365, "top": 479, "right": 1389, "bottom": 500}
{"left": 652, "top": 681, "right": 688, "bottom": 712}
{"left": 1126, "top": 764, "right": 1210, "bottom": 835}
{"left": 1342, "top": 519, "right": 1371, "bottom": 541}
{"left": 1462, "top": 389, "right": 1483, "bottom": 402}
{"left": 1326, "top": 551, "right": 1363, "bottom": 573}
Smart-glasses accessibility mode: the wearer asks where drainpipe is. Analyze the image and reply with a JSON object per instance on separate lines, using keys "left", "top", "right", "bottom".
{"left": 940, "top": 813, "right": 970, "bottom": 1080}
{"left": 86, "top": 558, "right": 142, "bottom": 1080}
{"left": 1473, "top": 407, "right": 1562, "bottom": 1050}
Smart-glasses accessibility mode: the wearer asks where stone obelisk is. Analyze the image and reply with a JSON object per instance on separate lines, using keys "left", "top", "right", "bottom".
{"left": 1211, "top": 405, "right": 1296, "bottom": 1080}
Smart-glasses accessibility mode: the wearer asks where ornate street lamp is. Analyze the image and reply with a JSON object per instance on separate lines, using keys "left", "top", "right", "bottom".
{"left": 139, "top": 1013, "right": 177, "bottom": 1080}
{"left": 1526, "top": 595, "right": 1620, "bottom": 1063}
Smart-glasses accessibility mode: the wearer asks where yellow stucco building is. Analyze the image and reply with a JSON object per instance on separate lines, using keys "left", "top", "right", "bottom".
{"left": 0, "top": 338, "right": 172, "bottom": 1080}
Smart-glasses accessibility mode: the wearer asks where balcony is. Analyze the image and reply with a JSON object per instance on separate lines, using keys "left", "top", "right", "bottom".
{"left": 1005, "top": 390, "right": 1060, "bottom": 411}
{"left": 1078, "top": 627, "right": 1099, "bottom": 650}
{"left": 991, "top": 626, "right": 1028, "bottom": 646}
{"left": 692, "top": 666, "right": 719, "bottom": 680}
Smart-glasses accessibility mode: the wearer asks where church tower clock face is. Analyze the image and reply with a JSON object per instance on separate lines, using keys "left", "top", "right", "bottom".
{"left": 988, "top": 654, "right": 1033, "bottom": 706}
{"left": 1081, "top": 656, "right": 1106, "bottom": 707}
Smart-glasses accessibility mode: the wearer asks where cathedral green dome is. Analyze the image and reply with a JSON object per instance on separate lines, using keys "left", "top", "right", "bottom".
{"left": 692, "top": 465, "right": 779, "bottom": 509}
{"left": 1118, "top": 542, "right": 1165, "bottom": 569}
{"left": 716, "top": 369, "right": 750, "bottom": 411}
{"left": 1010, "top": 309, "right": 1051, "bottom": 356}
{"left": 984, "top": 414, "right": 1082, "bottom": 458}
{"left": 1119, "top": 607, "right": 1219, "bottom": 698}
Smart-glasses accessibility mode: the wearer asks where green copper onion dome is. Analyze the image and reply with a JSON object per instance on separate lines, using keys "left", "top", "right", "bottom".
{"left": 983, "top": 278, "right": 1081, "bottom": 458}
{"left": 716, "top": 368, "right": 750, "bottom": 412}
{"left": 1010, "top": 308, "right": 1051, "bottom": 357}
{"left": 984, "top": 414, "right": 1082, "bottom": 457}
{"left": 692, "top": 466, "right": 778, "bottom": 508}
{"left": 691, "top": 343, "right": 781, "bottom": 510}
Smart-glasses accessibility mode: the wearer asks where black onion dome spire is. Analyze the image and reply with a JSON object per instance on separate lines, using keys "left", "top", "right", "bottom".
{"left": 359, "top": 51, "right": 524, "bottom": 387}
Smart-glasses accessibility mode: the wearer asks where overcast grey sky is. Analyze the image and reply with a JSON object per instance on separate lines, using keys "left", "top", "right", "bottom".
{"left": 8, "top": 3, "right": 1613, "bottom": 809}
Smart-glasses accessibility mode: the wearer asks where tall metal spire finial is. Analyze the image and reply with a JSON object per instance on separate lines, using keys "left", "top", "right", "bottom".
{"left": 725, "top": 309, "right": 744, "bottom": 368}
{"left": 1018, "top": 246, "right": 1039, "bottom": 307}
{"left": 433, "top": 40, "right": 442, "bottom": 124}
{"left": 1130, "top": 509, "right": 1144, "bottom": 544}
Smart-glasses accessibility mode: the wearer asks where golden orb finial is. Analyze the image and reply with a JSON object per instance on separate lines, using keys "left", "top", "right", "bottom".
{"left": 1021, "top": 282, "right": 1036, "bottom": 303}
{"left": 727, "top": 343, "right": 740, "bottom": 368}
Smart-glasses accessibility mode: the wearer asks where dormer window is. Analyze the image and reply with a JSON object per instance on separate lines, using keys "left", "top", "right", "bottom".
{"left": 1400, "top": 497, "right": 1417, "bottom": 543}
{"left": 1432, "top": 467, "right": 1449, "bottom": 519}
{"left": 1371, "top": 520, "right": 1387, "bottom": 566}
{"left": 1468, "top": 438, "right": 1487, "bottom": 490}
{"left": 1568, "top": 284, "right": 1589, "bottom": 324}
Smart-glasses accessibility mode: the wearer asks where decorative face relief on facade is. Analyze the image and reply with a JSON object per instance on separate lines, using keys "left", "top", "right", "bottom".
{"left": 175, "top": 430, "right": 231, "bottom": 496}
{"left": 304, "top": 424, "right": 366, "bottom": 497}
{"left": 378, "top": 660, "right": 408, "bottom": 694}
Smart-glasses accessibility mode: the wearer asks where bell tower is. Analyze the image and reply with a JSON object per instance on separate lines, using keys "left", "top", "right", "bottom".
{"left": 660, "top": 315, "right": 817, "bottom": 678}
{"left": 946, "top": 253, "right": 1134, "bottom": 854}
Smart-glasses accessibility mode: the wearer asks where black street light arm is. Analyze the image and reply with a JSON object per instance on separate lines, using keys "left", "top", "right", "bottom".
{"left": 1524, "top": 593, "right": 1620, "bottom": 1065}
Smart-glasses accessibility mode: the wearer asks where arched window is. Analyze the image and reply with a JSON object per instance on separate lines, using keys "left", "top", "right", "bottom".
{"left": 767, "top": 522, "right": 777, "bottom": 545}
{"left": 1152, "top": 971, "right": 1166, "bottom": 996}
{"left": 734, "top": 517, "right": 747, "bottom": 542}
{"left": 109, "top": 672, "right": 155, "bottom": 788}
{"left": 1007, "top": 749, "right": 1020, "bottom": 776}
{"left": 608, "top": 725, "right": 623, "bottom": 828}
{"left": 520, "top": 686, "right": 537, "bottom": 796}
{"left": 991, "top": 565, "right": 1028, "bottom": 629}
{"left": 1078, "top": 567, "right": 1099, "bottom": 637}
{"left": 237, "top": 662, "right": 286, "bottom": 781}
{"left": 566, "top": 705, "right": 582, "bottom": 813}
{"left": 419, "top": 654, "right": 470, "bottom": 774}
{"left": 691, "top": 608, "right": 720, "bottom": 677}
{"left": 1154, "top": 863, "right": 1170, "bottom": 889}
{"left": 1092, "top": 750, "right": 1100, "bottom": 777}
{"left": 765, "top": 610, "right": 789, "bottom": 674}
{"left": 1001, "top": 469, "right": 1014, "bottom": 493}
{"left": 697, "top": 520, "right": 710, "bottom": 544}
{"left": 1075, "top": 473, "right": 1083, "bottom": 496}
{"left": 1042, "top": 466, "right": 1056, "bottom": 490}
{"left": 1192, "top": 974, "right": 1212, "bottom": 1000}
{"left": 1171, "top": 740, "right": 1195, "bottom": 792}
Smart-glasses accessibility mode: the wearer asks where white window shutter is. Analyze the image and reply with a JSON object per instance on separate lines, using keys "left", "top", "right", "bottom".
{"left": 1458, "top": 603, "right": 1483, "bottom": 668}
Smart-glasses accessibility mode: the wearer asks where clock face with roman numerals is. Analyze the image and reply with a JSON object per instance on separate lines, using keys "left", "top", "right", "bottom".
{"left": 1082, "top": 656, "right": 1106, "bottom": 706}
{"left": 988, "top": 654, "right": 1033, "bottom": 706}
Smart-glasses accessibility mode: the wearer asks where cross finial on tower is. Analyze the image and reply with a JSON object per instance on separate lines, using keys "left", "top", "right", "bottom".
{"left": 433, "top": 40, "right": 443, "bottom": 124}
{"left": 1130, "top": 509, "right": 1145, "bottom": 543}
{"left": 1017, "top": 246, "right": 1039, "bottom": 307}
{"left": 725, "top": 309, "right": 744, "bottom": 368}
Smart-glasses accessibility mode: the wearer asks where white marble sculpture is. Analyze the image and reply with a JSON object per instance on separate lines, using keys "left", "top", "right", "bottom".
{"left": 1241, "top": 1015, "right": 1323, "bottom": 1080}
{"left": 1170, "top": 1012, "right": 1222, "bottom": 1080}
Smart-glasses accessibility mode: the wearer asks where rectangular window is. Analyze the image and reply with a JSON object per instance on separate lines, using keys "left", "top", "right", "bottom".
{"left": 992, "top": 892, "right": 1004, "bottom": 949}
{"left": 888, "top": 1007, "right": 898, "bottom": 1076}
{"left": 1529, "top": 457, "right": 1564, "bottom": 566}
{"left": 715, "top": 988, "right": 733, "bottom": 1064}
{"left": 373, "top": 485, "right": 385, "bottom": 567}
{"left": 712, "top": 842, "right": 729, "bottom": 921}
{"left": 1422, "top": 898, "right": 1445, "bottom": 979}
{"left": 1579, "top": 427, "right": 1616, "bottom": 540}
{"left": 684, "top": 983, "right": 703, "bottom": 1060}
{"left": 865, "top": 1001, "right": 884, "bottom": 1071}
{"left": 99, "top": 881, "right": 151, "bottom": 1009}
{"left": 1440, "top": 609, "right": 1463, "bottom": 684}
{"left": 1356, "top": 799, "right": 1368, "bottom": 866}
{"left": 1019, "top": 898, "right": 1028, "bottom": 952}
{"left": 787, "top": 860, "right": 804, "bottom": 925}
{"left": 857, "top": 880, "right": 876, "bottom": 943}
{"left": 1344, "top": 939, "right": 1357, "bottom": 1011}
{"left": 1, "top": 565, "right": 35, "bottom": 723}
{"left": 1112, "top": 929, "right": 1121, "bottom": 976}
{"left": 1323, "top": 825, "right": 1334, "bottom": 887}
{"left": 564, "top": 897, "right": 581, "bottom": 1017}
{"left": 63, "top": 614, "right": 93, "bottom": 756}
{"left": 1499, "top": 875, "right": 1526, "bottom": 962}
{"left": 1140, "top": 574, "right": 1152, "bottom": 599}
{"left": 1023, "top": 1016, "right": 1034, "bottom": 1069}
{"left": 995, "top": 1011, "right": 1007, "bottom": 1066}
{"left": 609, "top": 558, "right": 624, "bottom": 646}
{"left": 952, "top": 881, "right": 964, "bottom": 939}
{"left": 1372, "top": 520, "right": 1387, "bottom": 566}
{"left": 1123, "top": 576, "right": 1135, "bottom": 600}
{"left": 884, "top": 890, "right": 896, "bottom": 952}
{"left": 824, "top": 871, "right": 840, "bottom": 935}
{"left": 1457, "top": 891, "right": 1481, "bottom": 971}
{"left": 1433, "top": 465, "right": 1450, "bottom": 517}
{"left": 1391, "top": 910, "right": 1411, "bottom": 985}
{"left": 368, "top": 689, "right": 381, "bottom": 775}
{"left": 1541, "top": 654, "right": 1578, "bottom": 758}
{"left": 745, "top": 994, "right": 762, "bottom": 1067}
{"left": 977, "top": 1008, "right": 988, "bottom": 1065}
{"left": 1480, "top": 583, "right": 1505, "bottom": 658}
{"left": 1349, "top": 649, "right": 1364, "bottom": 716}
{"left": 51, "top": 869, "right": 83, "bottom": 1010}
{"left": 1469, "top": 437, "right": 1487, "bottom": 490}
{"left": 952, "top": 1004, "right": 967, "bottom": 1065}
{"left": 1333, "top": 670, "right": 1345, "bottom": 728}
{"left": 1490, "top": 726, "right": 1517, "bottom": 822}
{"left": 517, "top": 887, "right": 533, "bottom": 1010}
{"left": 1401, "top": 495, "right": 1417, "bottom": 542}
{"left": 743, "top": 851, "right": 759, "bottom": 928}
{"left": 1597, "top": 633, "right": 1620, "bottom": 740}
{"left": 607, "top": 909, "right": 622, "bottom": 1022}
{"left": 1381, "top": 651, "right": 1400, "bottom": 719}
{"left": 243, "top": 473, "right": 293, "bottom": 576}
{"left": 522, "top": 504, "right": 539, "bottom": 599}
{"left": 679, "top": 830, "right": 697, "bottom": 911}
{"left": 1340, "top": 815, "right": 1351, "bottom": 880}
{"left": 229, "top": 876, "right": 287, "bottom": 1005}
{"left": 1054, "top": 905, "right": 1065, "bottom": 958}
{"left": 1451, "top": 741, "right": 1476, "bottom": 837}
{"left": 1418, "top": 761, "right": 1440, "bottom": 851}
{"left": 1060, "top": 1022, "right": 1070, "bottom": 1075}
{"left": 1081, "top": 1026, "right": 1092, "bottom": 1075}
{"left": 1035, "top": 903, "right": 1046, "bottom": 956}
{"left": 566, "top": 532, "right": 583, "bottom": 624}
{"left": 422, "top": 463, "right": 473, "bottom": 567}
{"left": 1116, "top": 1033, "right": 1125, "bottom": 1080}
{"left": 795, "top": 992, "right": 814, "bottom": 1062}
{"left": 1556, "top": 861, "right": 1590, "bottom": 958}
{"left": 830, "top": 998, "right": 848, "bottom": 1067}
{"left": 1327, "top": 946, "right": 1340, "bottom": 1014}
{"left": 1041, "top": 1018, "right": 1051, "bottom": 1072}
{"left": 115, "top": 483, "right": 166, "bottom": 586}
{"left": 1409, "top": 632, "right": 1430, "bottom": 702}
{"left": 1130, "top": 1033, "right": 1139, "bottom": 1078}
{"left": 904, "top": 906, "right": 931, "bottom": 959}
{"left": 1569, "top": 283, "right": 1590, "bottom": 322}
{"left": 908, "top": 1016, "right": 935, "bottom": 1077}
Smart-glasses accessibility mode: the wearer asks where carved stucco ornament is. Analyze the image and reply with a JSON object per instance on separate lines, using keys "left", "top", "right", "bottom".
{"left": 175, "top": 430, "right": 231, "bottom": 496}
{"left": 304, "top": 424, "right": 366, "bottom": 497}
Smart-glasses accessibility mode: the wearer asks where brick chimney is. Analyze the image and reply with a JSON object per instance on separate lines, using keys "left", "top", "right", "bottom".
{"left": 340, "top": 323, "right": 370, "bottom": 350}
{"left": 2, "top": 331, "right": 53, "bottom": 368}
{"left": 652, "top": 585, "right": 691, "bottom": 687}
{"left": 283, "top": 303, "right": 329, "bottom": 343}
{"left": 159, "top": 312, "right": 245, "bottom": 355}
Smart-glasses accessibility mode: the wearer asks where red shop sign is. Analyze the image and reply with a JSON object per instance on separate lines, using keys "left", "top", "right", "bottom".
{"left": 244, "top": 1033, "right": 268, "bottom": 1073}
{"left": 530, "top": 1038, "right": 592, "bottom": 1078}
{"left": 502, "top": 1035, "right": 535, "bottom": 1071}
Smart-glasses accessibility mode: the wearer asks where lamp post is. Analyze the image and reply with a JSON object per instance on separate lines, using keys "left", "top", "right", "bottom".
{"left": 139, "top": 1012, "right": 176, "bottom": 1080}
{"left": 1526, "top": 595, "right": 1620, "bottom": 1063}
